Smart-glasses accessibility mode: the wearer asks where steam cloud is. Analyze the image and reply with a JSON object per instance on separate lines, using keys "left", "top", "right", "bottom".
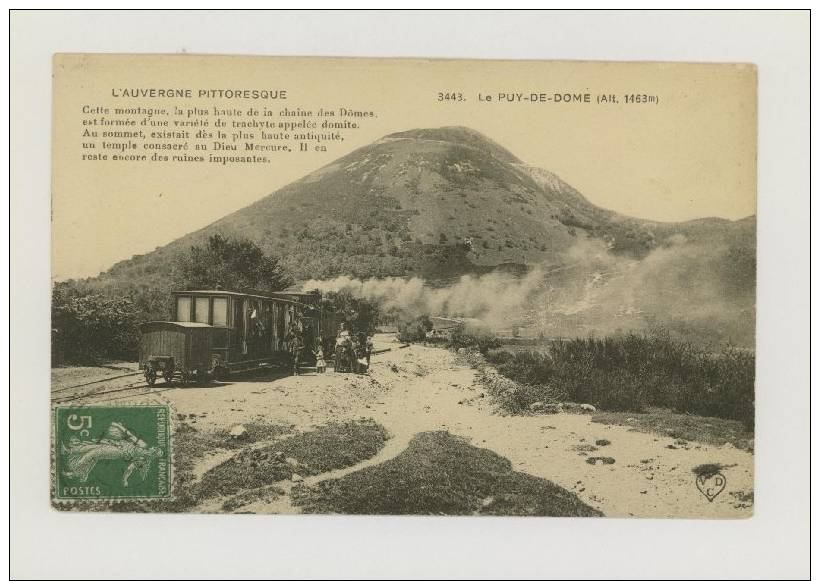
{"left": 304, "top": 237, "right": 755, "bottom": 347}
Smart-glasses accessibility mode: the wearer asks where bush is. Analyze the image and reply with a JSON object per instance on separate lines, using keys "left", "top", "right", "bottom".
{"left": 484, "top": 349, "right": 513, "bottom": 365}
{"left": 446, "top": 326, "right": 501, "bottom": 355}
{"left": 487, "top": 349, "right": 554, "bottom": 385}
{"left": 52, "top": 287, "right": 139, "bottom": 364}
{"left": 483, "top": 334, "right": 754, "bottom": 428}
{"left": 397, "top": 315, "right": 433, "bottom": 342}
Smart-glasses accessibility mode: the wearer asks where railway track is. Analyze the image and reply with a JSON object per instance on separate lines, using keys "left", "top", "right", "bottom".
{"left": 50, "top": 371, "right": 173, "bottom": 405}
{"left": 51, "top": 371, "right": 143, "bottom": 394}
{"left": 50, "top": 350, "right": 387, "bottom": 404}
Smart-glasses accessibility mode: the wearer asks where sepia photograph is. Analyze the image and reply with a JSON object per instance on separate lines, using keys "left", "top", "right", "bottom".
{"left": 49, "top": 54, "right": 756, "bottom": 518}
{"left": 10, "top": 8, "right": 811, "bottom": 581}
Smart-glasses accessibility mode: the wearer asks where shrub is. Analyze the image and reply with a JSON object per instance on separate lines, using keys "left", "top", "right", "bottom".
{"left": 488, "top": 349, "right": 555, "bottom": 385}
{"left": 397, "top": 315, "right": 433, "bottom": 342}
{"left": 52, "top": 288, "right": 139, "bottom": 364}
{"left": 484, "top": 349, "right": 514, "bottom": 366}
{"left": 483, "top": 334, "right": 754, "bottom": 428}
{"left": 446, "top": 326, "right": 501, "bottom": 355}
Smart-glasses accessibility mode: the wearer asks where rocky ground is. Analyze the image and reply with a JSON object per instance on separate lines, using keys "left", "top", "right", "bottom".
{"left": 51, "top": 334, "right": 754, "bottom": 518}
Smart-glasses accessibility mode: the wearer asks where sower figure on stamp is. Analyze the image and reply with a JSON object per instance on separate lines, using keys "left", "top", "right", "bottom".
{"left": 61, "top": 421, "right": 162, "bottom": 488}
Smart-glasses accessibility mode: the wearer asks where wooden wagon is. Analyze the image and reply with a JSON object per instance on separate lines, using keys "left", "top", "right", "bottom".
{"left": 139, "top": 321, "right": 212, "bottom": 384}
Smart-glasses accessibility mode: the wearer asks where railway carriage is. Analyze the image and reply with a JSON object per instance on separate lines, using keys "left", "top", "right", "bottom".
{"left": 139, "top": 321, "right": 212, "bottom": 384}
{"left": 139, "top": 288, "right": 333, "bottom": 384}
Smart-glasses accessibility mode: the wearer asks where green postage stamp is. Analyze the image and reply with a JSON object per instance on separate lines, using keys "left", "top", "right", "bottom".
{"left": 53, "top": 405, "right": 172, "bottom": 501}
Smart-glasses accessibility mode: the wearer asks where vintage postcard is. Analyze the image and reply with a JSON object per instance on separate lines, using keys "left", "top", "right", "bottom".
{"left": 51, "top": 54, "right": 756, "bottom": 517}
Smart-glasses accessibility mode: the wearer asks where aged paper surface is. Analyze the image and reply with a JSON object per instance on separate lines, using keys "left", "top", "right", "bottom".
{"left": 51, "top": 54, "right": 756, "bottom": 517}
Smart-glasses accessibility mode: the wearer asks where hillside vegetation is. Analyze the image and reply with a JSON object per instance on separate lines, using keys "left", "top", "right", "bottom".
{"left": 87, "top": 126, "right": 754, "bottom": 286}
{"left": 55, "top": 126, "right": 756, "bottom": 354}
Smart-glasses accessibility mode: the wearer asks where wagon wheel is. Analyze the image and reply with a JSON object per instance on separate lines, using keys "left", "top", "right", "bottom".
{"left": 144, "top": 367, "right": 157, "bottom": 386}
{"left": 163, "top": 369, "right": 175, "bottom": 384}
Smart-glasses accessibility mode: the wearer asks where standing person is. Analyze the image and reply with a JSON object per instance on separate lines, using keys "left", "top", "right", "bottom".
{"left": 365, "top": 334, "right": 374, "bottom": 369}
{"left": 354, "top": 332, "right": 367, "bottom": 374}
{"left": 334, "top": 322, "right": 351, "bottom": 372}
{"left": 286, "top": 320, "right": 304, "bottom": 376}
{"left": 314, "top": 339, "right": 326, "bottom": 374}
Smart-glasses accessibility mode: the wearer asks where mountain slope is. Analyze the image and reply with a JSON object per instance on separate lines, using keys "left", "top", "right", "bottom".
{"left": 102, "top": 126, "right": 754, "bottom": 285}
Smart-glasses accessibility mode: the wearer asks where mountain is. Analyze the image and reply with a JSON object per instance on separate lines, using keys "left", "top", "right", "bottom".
{"left": 101, "top": 126, "right": 754, "bottom": 285}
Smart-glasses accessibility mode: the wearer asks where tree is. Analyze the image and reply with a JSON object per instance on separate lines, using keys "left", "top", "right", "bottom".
{"left": 321, "top": 289, "right": 381, "bottom": 336}
{"left": 174, "top": 234, "right": 292, "bottom": 292}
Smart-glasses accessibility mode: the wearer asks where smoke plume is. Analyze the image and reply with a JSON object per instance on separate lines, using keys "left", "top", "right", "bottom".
{"left": 304, "top": 236, "right": 755, "bottom": 347}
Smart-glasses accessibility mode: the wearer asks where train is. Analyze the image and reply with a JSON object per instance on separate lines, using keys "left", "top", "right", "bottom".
{"left": 139, "top": 288, "right": 341, "bottom": 385}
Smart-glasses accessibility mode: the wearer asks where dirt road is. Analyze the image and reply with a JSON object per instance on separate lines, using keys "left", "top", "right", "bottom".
{"left": 53, "top": 334, "right": 754, "bottom": 518}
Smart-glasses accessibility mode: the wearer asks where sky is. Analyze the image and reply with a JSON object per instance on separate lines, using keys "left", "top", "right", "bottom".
{"left": 52, "top": 55, "right": 757, "bottom": 280}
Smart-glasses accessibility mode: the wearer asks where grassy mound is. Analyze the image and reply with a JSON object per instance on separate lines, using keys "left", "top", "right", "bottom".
{"left": 293, "top": 431, "right": 602, "bottom": 517}
{"left": 200, "top": 419, "right": 390, "bottom": 498}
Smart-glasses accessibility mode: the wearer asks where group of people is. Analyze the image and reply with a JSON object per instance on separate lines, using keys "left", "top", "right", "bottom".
{"left": 284, "top": 320, "right": 374, "bottom": 376}
{"left": 333, "top": 322, "right": 374, "bottom": 374}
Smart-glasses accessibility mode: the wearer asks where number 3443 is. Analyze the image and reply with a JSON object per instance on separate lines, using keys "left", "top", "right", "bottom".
{"left": 437, "top": 92, "right": 465, "bottom": 102}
